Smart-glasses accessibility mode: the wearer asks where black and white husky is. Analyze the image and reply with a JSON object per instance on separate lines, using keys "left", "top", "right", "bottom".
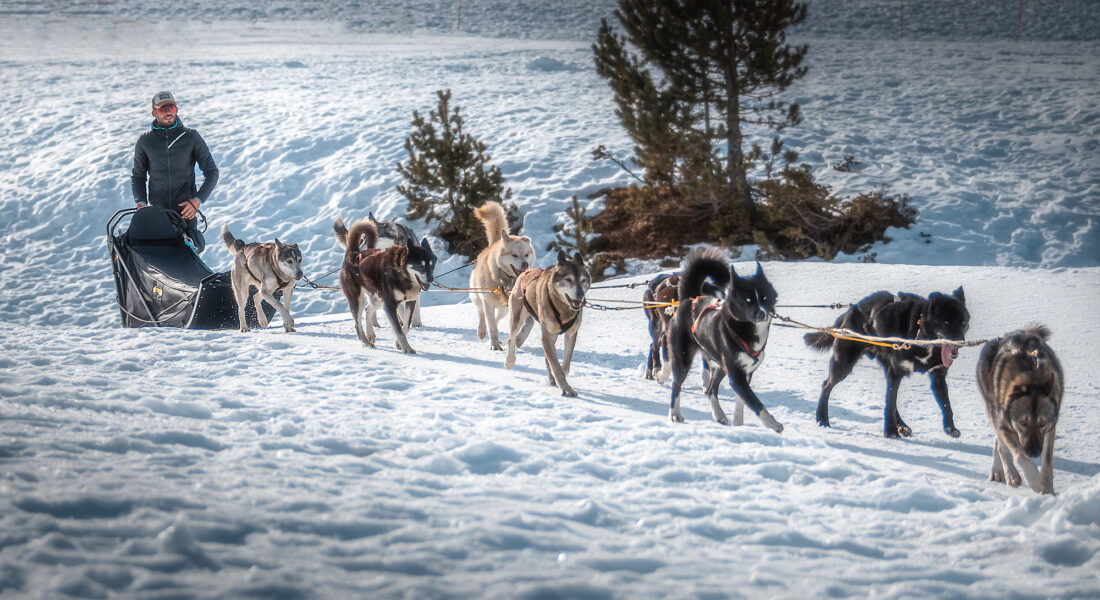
{"left": 656, "top": 248, "right": 783, "bottom": 433}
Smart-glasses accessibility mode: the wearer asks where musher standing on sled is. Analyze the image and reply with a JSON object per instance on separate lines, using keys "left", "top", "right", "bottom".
{"left": 131, "top": 90, "right": 219, "bottom": 253}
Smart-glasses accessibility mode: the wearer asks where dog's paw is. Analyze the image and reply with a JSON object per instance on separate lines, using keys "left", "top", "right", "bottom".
{"left": 945, "top": 426, "right": 961, "bottom": 438}
{"left": 491, "top": 342, "right": 503, "bottom": 351}
{"left": 669, "top": 411, "right": 685, "bottom": 424}
{"left": 817, "top": 419, "right": 831, "bottom": 428}
{"left": 897, "top": 425, "right": 912, "bottom": 438}
{"left": 714, "top": 415, "right": 730, "bottom": 426}
{"left": 284, "top": 325, "right": 296, "bottom": 333}
{"left": 239, "top": 326, "right": 250, "bottom": 333}
{"left": 759, "top": 412, "right": 784, "bottom": 434}
{"left": 561, "top": 387, "right": 578, "bottom": 398}
{"left": 1006, "top": 473, "right": 1022, "bottom": 488}
{"left": 989, "top": 471, "right": 1005, "bottom": 483}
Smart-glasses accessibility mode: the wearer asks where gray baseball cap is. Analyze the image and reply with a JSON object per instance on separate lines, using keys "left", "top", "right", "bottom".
{"left": 151, "top": 91, "right": 176, "bottom": 108}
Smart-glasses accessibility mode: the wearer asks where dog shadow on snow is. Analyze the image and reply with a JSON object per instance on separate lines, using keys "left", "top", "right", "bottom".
{"left": 293, "top": 325, "right": 1100, "bottom": 478}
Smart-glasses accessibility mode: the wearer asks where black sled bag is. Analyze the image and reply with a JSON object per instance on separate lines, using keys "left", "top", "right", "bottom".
{"left": 107, "top": 207, "right": 274, "bottom": 329}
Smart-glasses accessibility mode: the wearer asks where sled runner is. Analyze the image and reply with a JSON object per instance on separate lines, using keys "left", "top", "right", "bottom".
{"left": 107, "top": 206, "right": 274, "bottom": 329}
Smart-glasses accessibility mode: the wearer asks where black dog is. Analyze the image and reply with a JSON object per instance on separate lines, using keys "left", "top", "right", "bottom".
{"left": 656, "top": 248, "right": 783, "bottom": 432}
{"left": 805, "top": 288, "right": 970, "bottom": 438}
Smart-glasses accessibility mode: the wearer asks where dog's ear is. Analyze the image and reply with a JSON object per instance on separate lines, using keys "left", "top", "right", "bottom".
{"left": 500, "top": 227, "right": 511, "bottom": 242}
{"left": 754, "top": 261, "right": 764, "bottom": 279}
{"left": 275, "top": 238, "right": 283, "bottom": 246}
{"left": 729, "top": 264, "right": 739, "bottom": 282}
{"left": 572, "top": 252, "right": 584, "bottom": 266}
{"left": 557, "top": 250, "right": 569, "bottom": 266}
{"left": 953, "top": 286, "right": 965, "bottom": 304}
{"left": 420, "top": 237, "right": 430, "bottom": 249}
{"left": 369, "top": 212, "right": 378, "bottom": 223}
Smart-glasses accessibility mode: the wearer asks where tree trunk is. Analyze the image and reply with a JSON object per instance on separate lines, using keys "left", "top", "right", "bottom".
{"left": 724, "top": 57, "right": 754, "bottom": 224}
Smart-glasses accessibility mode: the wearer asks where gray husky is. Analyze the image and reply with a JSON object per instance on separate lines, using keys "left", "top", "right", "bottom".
{"left": 976, "top": 325, "right": 1063, "bottom": 494}
{"left": 504, "top": 251, "right": 590, "bottom": 397}
{"left": 221, "top": 224, "right": 303, "bottom": 333}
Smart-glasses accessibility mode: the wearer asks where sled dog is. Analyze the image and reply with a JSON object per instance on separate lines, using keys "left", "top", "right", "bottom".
{"left": 368, "top": 211, "right": 425, "bottom": 328}
{"left": 470, "top": 201, "right": 535, "bottom": 350}
{"left": 333, "top": 216, "right": 436, "bottom": 353}
{"left": 643, "top": 272, "right": 727, "bottom": 380}
{"left": 976, "top": 325, "right": 1063, "bottom": 494}
{"left": 656, "top": 248, "right": 783, "bottom": 432}
{"left": 805, "top": 288, "right": 970, "bottom": 438}
{"left": 369, "top": 211, "right": 419, "bottom": 249}
{"left": 221, "top": 224, "right": 303, "bottom": 333}
{"left": 643, "top": 273, "right": 679, "bottom": 379}
{"left": 504, "top": 251, "right": 590, "bottom": 397}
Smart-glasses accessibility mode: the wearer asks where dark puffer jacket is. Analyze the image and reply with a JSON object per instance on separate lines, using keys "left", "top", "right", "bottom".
{"left": 131, "top": 118, "right": 219, "bottom": 211}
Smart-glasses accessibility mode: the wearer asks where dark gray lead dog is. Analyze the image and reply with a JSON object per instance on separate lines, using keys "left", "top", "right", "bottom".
{"left": 656, "top": 248, "right": 782, "bottom": 432}
{"left": 977, "top": 325, "right": 1063, "bottom": 494}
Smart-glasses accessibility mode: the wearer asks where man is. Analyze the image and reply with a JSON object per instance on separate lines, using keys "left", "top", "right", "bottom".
{"left": 131, "top": 90, "right": 219, "bottom": 252}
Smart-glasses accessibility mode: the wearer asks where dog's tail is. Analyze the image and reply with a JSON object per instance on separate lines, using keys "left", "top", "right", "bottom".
{"left": 475, "top": 201, "right": 509, "bottom": 246}
{"left": 335, "top": 217, "right": 378, "bottom": 254}
{"left": 1001, "top": 323, "right": 1055, "bottom": 362}
{"left": 804, "top": 305, "right": 862, "bottom": 350}
{"left": 221, "top": 224, "right": 245, "bottom": 254}
{"left": 333, "top": 216, "right": 350, "bottom": 249}
{"left": 804, "top": 331, "right": 833, "bottom": 350}
{"left": 678, "top": 247, "right": 729, "bottom": 300}
{"left": 1022, "top": 323, "right": 1052, "bottom": 342}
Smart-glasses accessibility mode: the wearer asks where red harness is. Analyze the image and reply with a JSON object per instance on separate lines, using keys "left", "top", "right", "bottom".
{"left": 691, "top": 298, "right": 762, "bottom": 358}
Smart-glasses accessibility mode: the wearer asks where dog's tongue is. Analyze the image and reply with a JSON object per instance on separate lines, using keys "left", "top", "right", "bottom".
{"left": 941, "top": 344, "right": 956, "bottom": 368}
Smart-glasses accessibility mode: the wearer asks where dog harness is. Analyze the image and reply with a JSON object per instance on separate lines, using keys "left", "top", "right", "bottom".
{"left": 519, "top": 269, "right": 579, "bottom": 331}
{"left": 244, "top": 244, "right": 290, "bottom": 288}
{"left": 691, "top": 298, "right": 762, "bottom": 359}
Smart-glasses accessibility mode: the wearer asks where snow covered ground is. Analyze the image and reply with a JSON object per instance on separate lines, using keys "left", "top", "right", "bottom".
{"left": 1, "top": 1, "right": 1098, "bottom": 598}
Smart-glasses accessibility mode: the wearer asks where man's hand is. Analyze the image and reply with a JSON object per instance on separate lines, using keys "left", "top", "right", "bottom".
{"left": 178, "top": 197, "right": 200, "bottom": 220}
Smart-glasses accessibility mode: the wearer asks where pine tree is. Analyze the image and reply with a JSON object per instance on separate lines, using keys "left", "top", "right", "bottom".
{"left": 552, "top": 195, "right": 595, "bottom": 260}
{"left": 397, "top": 89, "right": 515, "bottom": 257}
{"left": 593, "top": 0, "right": 808, "bottom": 223}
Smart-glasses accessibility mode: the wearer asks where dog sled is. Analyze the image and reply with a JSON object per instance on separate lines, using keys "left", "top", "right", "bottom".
{"left": 107, "top": 206, "right": 274, "bottom": 329}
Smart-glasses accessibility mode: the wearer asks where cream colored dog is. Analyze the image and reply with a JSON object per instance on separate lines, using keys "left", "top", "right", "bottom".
{"left": 470, "top": 201, "right": 535, "bottom": 350}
